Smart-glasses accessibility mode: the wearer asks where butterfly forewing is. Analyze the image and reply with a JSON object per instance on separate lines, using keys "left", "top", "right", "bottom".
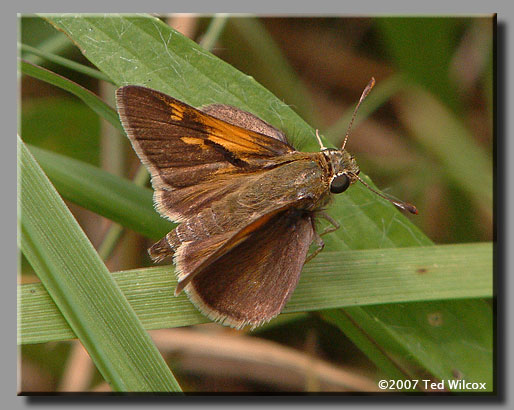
{"left": 201, "top": 104, "right": 291, "bottom": 146}
{"left": 116, "top": 86, "right": 296, "bottom": 221}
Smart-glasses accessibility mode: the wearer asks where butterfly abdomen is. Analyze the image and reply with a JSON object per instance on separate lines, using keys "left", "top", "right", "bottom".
{"left": 149, "top": 207, "right": 226, "bottom": 262}
{"left": 148, "top": 237, "right": 173, "bottom": 262}
{"left": 148, "top": 233, "right": 178, "bottom": 262}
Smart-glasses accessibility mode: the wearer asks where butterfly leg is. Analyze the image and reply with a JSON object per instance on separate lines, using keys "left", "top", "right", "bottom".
{"left": 304, "top": 217, "right": 324, "bottom": 264}
{"left": 304, "top": 212, "right": 340, "bottom": 264}
{"left": 316, "top": 211, "right": 340, "bottom": 236}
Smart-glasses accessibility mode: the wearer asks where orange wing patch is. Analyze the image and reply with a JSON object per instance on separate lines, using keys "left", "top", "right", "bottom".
{"left": 158, "top": 94, "right": 293, "bottom": 158}
{"left": 201, "top": 115, "right": 289, "bottom": 156}
{"left": 159, "top": 96, "right": 187, "bottom": 122}
{"left": 180, "top": 137, "right": 207, "bottom": 147}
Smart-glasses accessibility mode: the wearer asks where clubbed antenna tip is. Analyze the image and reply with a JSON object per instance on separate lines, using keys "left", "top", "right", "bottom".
{"left": 353, "top": 173, "right": 418, "bottom": 215}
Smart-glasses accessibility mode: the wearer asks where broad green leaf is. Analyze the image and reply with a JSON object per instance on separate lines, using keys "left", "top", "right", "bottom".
{"left": 44, "top": 14, "right": 428, "bottom": 250}
{"left": 18, "top": 136, "right": 181, "bottom": 392}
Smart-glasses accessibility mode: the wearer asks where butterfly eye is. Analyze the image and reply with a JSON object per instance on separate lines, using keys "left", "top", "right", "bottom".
{"left": 330, "top": 174, "right": 350, "bottom": 194}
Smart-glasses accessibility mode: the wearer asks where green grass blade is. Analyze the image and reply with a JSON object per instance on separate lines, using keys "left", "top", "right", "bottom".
{"left": 28, "top": 144, "right": 173, "bottom": 240}
{"left": 19, "top": 59, "right": 123, "bottom": 132}
{"left": 19, "top": 242, "right": 492, "bottom": 345}
{"left": 19, "top": 42, "right": 113, "bottom": 83}
{"left": 97, "top": 166, "right": 151, "bottom": 260}
{"left": 20, "top": 19, "right": 75, "bottom": 67}
{"left": 199, "top": 14, "right": 229, "bottom": 51}
{"left": 18, "top": 136, "right": 181, "bottom": 392}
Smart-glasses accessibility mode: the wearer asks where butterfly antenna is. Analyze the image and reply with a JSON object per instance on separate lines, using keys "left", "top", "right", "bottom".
{"left": 315, "top": 129, "right": 326, "bottom": 150}
{"left": 341, "top": 77, "right": 375, "bottom": 151}
{"left": 352, "top": 173, "right": 418, "bottom": 214}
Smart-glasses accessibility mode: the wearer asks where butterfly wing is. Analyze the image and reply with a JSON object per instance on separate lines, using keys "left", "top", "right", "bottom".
{"left": 173, "top": 198, "right": 307, "bottom": 295}
{"left": 116, "top": 86, "right": 295, "bottom": 221}
{"left": 168, "top": 158, "right": 325, "bottom": 294}
{"left": 183, "top": 208, "right": 314, "bottom": 329}
{"left": 200, "top": 103, "right": 291, "bottom": 145}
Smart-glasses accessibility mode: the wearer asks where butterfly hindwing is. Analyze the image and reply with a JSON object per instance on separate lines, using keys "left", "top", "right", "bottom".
{"left": 173, "top": 198, "right": 307, "bottom": 295}
{"left": 184, "top": 209, "right": 314, "bottom": 329}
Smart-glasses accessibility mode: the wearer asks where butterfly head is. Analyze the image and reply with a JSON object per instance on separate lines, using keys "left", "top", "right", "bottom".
{"left": 321, "top": 148, "right": 360, "bottom": 194}
{"left": 311, "top": 78, "right": 417, "bottom": 214}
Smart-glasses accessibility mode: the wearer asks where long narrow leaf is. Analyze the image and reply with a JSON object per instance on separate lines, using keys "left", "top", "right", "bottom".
{"left": 19, "top": 242, "right": 492, "bottom": 345}
{"left": 19, "top": 59, "right": 123, "bottom": 132}
{"left": 19, "top": 42, "right": 113, "bottom": 83}
{"left": 28, "top": 144, "right": 173, "bottom": 240}
{"left": 397, "top": 85, "right": 493, "bottom": 211}
{"left": 18, "top": 136, "right": 180, "bottom": 392}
